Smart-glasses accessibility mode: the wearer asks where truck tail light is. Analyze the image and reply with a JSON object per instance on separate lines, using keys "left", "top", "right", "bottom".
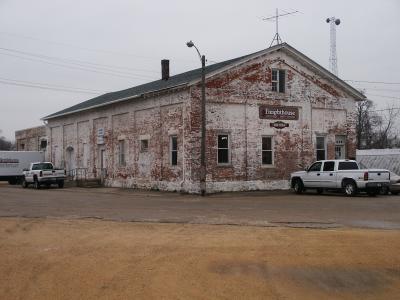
{"left": 39, "top": 171, "right": 43, "bottom": 177}
{"left": 364, "top": 172, "right": 368, "bottom": 181}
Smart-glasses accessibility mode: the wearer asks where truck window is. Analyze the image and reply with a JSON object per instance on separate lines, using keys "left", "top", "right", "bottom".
{"left": 308, "top": 162, "right": 322, "bottom": 172}
{"left": 323, "top": 161, "right": 335, "bottom": 172}
{"left": 338, "top": 161, "right": 359, "bottom": 170}
{"left": 32, "top": 163, "right": 53, "bottom": 170}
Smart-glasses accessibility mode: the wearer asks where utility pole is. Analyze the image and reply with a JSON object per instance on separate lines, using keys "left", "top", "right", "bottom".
{"left": 326, "top": 17, "right": 341, "bottom": 76}
{"left": 186, "top": 40, "right": 206, "bottom": 196}
{"left": 263, "top": 9, "right": 299, "bottom": 47}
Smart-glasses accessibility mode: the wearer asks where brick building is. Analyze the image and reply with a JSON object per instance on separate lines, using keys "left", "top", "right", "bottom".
{"left": 42, "top": 43, "right": 365, "bottom": 193}
{"left": 15, "top": 125, "right": 47, "bottom": 153}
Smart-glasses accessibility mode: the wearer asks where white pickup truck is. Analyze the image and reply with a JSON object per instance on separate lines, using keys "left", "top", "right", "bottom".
{"left": 290, "top": 159, "right": 390, "bottom": 196}
{"left": 22, "top": 162, "right": 66, "bottom": 189}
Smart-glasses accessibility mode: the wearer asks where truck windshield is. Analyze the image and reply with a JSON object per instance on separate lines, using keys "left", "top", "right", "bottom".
{"left": 338, "top": 161, "right": 359, "bottom": 170}
{"left": 32, "top": 163, "right": 53, "bottom": 170}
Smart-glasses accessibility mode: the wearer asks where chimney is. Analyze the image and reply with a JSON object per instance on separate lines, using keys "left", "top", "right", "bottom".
{"left": 161, "top": 59, "right": 169, "bottom": 80}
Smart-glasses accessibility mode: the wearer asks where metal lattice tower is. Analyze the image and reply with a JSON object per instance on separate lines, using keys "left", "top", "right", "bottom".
{"left": 326, "top": 17, "right": 341, "bottom": 76}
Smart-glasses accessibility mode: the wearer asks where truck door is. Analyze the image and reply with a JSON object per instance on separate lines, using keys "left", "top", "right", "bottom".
{"left": 302, "top": 162, "right": 323, "bottom": 187}
{"left": 320, "top": 161, "right": 336, "bottom": 188}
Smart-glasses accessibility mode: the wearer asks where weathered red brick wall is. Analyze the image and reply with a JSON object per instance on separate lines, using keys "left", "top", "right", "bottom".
{"left": 189, "top": 50, "right": 359, "bottom": 191}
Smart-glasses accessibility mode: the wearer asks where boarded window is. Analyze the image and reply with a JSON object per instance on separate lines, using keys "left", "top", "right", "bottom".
{"left": 217, "top": 134, "right": 229, "bottom": 164}
{"left": 118, "top": 140, "right": 126, "bottom": 166}
{"left": 272, "top": 69, "right": 285, "bottom": 93}
{"left": 316, "top": 136, "right": 326, "bottom": 161}
{"left": 262, "top": 136, "right": 273, "bottom": 165}
{"left": 170, "top": 136, "right": 178, "bottom": 166}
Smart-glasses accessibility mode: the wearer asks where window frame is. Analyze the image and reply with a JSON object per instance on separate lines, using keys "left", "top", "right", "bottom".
{"left": 261, "top": 136, "right": 274, "bottom": 166}
{"left": 271, "top": 69, "right": 285, "bottom": 93}
{"left": 140, "top": 139, "right": 149, "bottom": 153}
{"left": 118, "top": 140, "right": 126, "bottom": 166}
{"left": 316, "top": 136, "right": 326, "bottom": 161}
{"left": 217, "top": 133, "right": 230, "bottom": 165}
{"left": 170, "top": 135, "right": 178, "bottom": 166}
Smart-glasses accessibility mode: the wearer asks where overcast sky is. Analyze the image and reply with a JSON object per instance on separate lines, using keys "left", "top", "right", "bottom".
{"left": 0, "top": 0, "right": 399, "bottom": 140}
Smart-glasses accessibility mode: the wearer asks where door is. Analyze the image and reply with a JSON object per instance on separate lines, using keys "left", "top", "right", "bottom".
{"left": 66, "top": 147, "right": 75, "bottom": 172}
{"left": 302, "top": 161, "right": 323, "bottom": 187}
{"left": 320, "top": 161, "right": 337, "bottom": 188}
{"left": 99, "top": 148, "right": 107, "bottom": 179}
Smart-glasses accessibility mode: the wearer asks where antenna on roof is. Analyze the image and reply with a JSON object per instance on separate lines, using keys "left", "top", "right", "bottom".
{"left": 263, "top": 8, "right": 299, "bottom": 47}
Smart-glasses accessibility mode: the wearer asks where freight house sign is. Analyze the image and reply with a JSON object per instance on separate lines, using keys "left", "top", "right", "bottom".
{"left": 259, "top": 105, "right": 299, "bottom": 129}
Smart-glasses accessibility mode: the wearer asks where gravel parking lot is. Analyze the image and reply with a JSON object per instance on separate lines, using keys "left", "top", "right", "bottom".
{"left": 1, "top": 183, "right": 400, "bottom": 229}
{"left": 1, "top": 184, "right": 400, "bottom": 299}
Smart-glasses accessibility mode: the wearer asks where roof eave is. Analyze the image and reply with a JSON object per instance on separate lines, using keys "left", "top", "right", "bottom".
{"left": 42, "top": 83, "right": 188, "bottom": 121}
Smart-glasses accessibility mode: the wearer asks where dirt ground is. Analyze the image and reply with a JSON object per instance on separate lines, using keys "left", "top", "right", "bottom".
{"left": 1, "top": 218, "right": 399, "bottom": 299}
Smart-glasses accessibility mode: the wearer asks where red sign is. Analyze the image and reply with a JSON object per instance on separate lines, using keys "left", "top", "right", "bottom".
{"left": 259, "top": 105, "right": 299, "bottom": 120}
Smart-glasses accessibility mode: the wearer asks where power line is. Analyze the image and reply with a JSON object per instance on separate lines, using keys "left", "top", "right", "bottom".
{"left": 0, "top": 76, "right": 111, "bottom": 93}
{"left": 0, "top": 51, "right": 157, "bottom": 81}
{"left": 366, "top": 93, "right": 400, "bottom": 100}
{"left": 0, "top": 46, "right": 159, "bottom": 75}
{"left": 345, "top": 79, "right": 400, "bottom": 85}
{"left": 0, "top": 80, "right": 104, "bottom": 95}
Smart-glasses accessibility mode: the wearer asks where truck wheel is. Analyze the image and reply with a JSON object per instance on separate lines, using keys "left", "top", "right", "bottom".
{"left": 381, "top": 186, "right": 389, "bottom": 195}
{"left": 293, "top": 179, "right": 304, "bottom": 194}
{"left": 22, "top": 179, "right": 28, "bottom": 188}
{"left": 34, "top": 179, "right": 40, "bottom": 190}
{"left": 8, "top": 179, "right": 17, "bottom": 185}
{"left": 58, "top": 180, "right": 64, "bottom": 188}
{"left": 343, "top": 181, "right": 357, "bottom": 196}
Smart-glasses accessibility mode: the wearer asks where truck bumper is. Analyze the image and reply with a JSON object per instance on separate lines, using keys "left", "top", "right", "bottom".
{"left": 38, "top": 177, "right": 65, "bottom": 184}
{"left": 365, "top": 182, "right": 389, "bottom": 189}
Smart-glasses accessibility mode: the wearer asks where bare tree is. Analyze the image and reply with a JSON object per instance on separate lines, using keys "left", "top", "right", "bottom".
{"left": 371, "top": 104, "right": 400, "bottom": 149}
{"left": 0, "top": 130, "right": 13, "bottom": 150}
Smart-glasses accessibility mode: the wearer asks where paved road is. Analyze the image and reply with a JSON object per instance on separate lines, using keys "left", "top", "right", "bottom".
{"left": 1, "top": 184, "right": 400, "bottom": 229}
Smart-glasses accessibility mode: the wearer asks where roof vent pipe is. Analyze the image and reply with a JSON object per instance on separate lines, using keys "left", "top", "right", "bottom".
{"left": 161, "top": 59, "right": 169, "bottom": 80}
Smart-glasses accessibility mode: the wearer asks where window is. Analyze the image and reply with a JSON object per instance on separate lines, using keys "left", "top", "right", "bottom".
{"left": 338, "top": 161, "right": 359, "bottom": 170}
{"left": 170, "top": 136, "right": 178, "bottom": 166}
{"left": 20, "top": 143, "right": 25, "bottom": 150}
{"left": 323, "top": 161, "right": 335, "bottom": 172}
{"left": 40, "top": 140, "right": 47, "bottom": 151}
{"left": 262, "top": 136, "right": 273, "bottom": 165}
{"left": 217, "top": 134, "right": 229, "bottom": 164}
{"left": 316, "top": 136, "right": 326, "bottom": 161}
{"left": 118, "top": 140, "right": 126, "bottom": 166}
{"left": 335, "top": 135, "right": 346, "bottom": 159}
{"left": 271, "top": 69, "right": 285, "bottom": 93}
{"left": 308, "top": 162, "right": 322, "bottom": 172}
{"left": 140, "top": 139, "right": 149, "bottom": 152}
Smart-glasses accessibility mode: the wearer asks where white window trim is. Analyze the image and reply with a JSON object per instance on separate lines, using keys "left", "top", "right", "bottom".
{"left": 170, "top": 135, "right": 178, "bottom": 166}
{"left": 217, "top": 133, "right": 231, "bottom": 166}
{"left": 261, "top": 135, "right": 274, "bottom": 167}
{"left": 118, "top": 140, "right": 126, "bottom": 166}
{"left": 271, "top": 69, "right": 285, "bottom": 93}
{"left": 316, "top": 136, "right": 327, "bottom": 160}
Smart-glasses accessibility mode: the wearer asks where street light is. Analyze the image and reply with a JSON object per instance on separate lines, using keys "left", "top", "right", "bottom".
{"left": 186, "top": 40, "right": 206, "bottom": 196}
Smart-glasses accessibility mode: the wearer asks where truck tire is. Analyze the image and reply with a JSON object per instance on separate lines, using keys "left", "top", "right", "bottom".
{"left": 343, "top": 180, "right": 357, "bottom": 196}
{"left": 21, "top": 178, "right": 28, "bottom": 188}
{"left": 8, "top": 179, "right": 17, "bottom": 185}
{"left": 33, "top": 178, "right": 40, "bottom": 190}
{"left": 58, "top": 180, "right": 64, "bottom": 188}
{"left": 293, "top": 179, "right": 304, "bottom": 194}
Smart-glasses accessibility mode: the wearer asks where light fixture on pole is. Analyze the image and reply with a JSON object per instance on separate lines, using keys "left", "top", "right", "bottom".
{"left": 186, "top": 40, "right": 206, "bottom": 196}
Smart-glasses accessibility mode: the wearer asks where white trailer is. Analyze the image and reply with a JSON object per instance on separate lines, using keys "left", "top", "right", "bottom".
{"left": 0, "top": 151, "right": 45, "bottom": 184}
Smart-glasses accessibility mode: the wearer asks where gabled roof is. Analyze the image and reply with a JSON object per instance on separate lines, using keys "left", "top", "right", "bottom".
{"left": 42, "top": 43, "right": 365, "bottom": 120}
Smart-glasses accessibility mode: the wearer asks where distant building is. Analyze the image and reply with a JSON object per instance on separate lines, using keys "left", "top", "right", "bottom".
{"left": 15, "top": 125, "right": 47, "bottom": 154}
{"left": 41, "top": 43, "right": 365, "bottom": 193}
